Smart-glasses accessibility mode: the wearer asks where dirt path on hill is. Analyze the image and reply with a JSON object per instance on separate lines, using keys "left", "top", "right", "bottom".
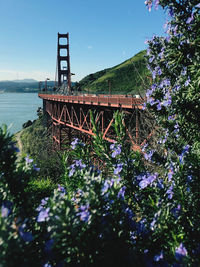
{"left": 15, "top": 130, "right": 23, "bottom": 160}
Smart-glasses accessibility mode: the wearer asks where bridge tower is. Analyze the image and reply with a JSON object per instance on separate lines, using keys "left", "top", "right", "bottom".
{"left": 57, "top": 33, "right": 71, "bottom": 92}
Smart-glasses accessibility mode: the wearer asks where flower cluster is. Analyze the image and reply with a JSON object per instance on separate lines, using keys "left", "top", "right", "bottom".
{"left": 110, "top": 143, "right": 122, "bottom": 158}
{"left": 71, "top": 138, "right": 85, "bottom": 150}
{"left": 69, "top": 159, "right": 86, "bottom": 177}
{"left": 137, "top": 172, "right": 158, "bottom": 189}
{"left": 37, "top": 197, "right": 50, "bottom": 222}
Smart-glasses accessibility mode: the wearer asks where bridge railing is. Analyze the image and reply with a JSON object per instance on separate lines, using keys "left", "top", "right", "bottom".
{"left": 38, "top": 89, "right": 142, "bottom": 98}
{"left": 38, "top": 90, "right": 145, "bottom": 109}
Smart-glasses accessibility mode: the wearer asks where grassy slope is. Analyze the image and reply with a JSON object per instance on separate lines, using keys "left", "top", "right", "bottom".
{"left": 18, "top": 117, "right": 64, "bottom": 183}
{"left": 75, "top": 50, "right": 150, "bottom": 95}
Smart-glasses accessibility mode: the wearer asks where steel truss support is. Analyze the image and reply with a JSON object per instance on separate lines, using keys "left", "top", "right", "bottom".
{"left": 45, "top": 99, "right": 154, "bottom": 151}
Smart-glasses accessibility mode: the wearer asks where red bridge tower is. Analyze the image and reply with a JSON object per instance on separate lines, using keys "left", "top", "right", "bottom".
{"left": 57, "top": 33, "right": 71, "bottom": 92}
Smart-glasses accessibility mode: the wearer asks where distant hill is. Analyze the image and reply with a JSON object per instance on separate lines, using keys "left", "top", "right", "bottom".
{"left": 74, "top": 50, "right": 150, "bottom": 95}
{"left": 12, "top": 79, "right": 38, "bottom": 83}
{"left": 0, "top": 80, "right": 55, "bottom": 93}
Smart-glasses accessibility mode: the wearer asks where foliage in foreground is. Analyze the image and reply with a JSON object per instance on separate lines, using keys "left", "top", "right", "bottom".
{"left": 0, "top": 1, "right": 200, "bottom": 266}
{"left": 19, "top": 114, "right": 64, "bottom": 183}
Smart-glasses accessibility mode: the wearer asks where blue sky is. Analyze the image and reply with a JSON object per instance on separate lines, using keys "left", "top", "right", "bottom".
{"left": 0, "top": 0, "right": 167, "bottom": 82}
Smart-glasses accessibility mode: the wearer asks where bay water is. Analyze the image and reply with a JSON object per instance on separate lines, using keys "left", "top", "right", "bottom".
{"left": 0, "top": 93, "right": 42, "bottom": 134}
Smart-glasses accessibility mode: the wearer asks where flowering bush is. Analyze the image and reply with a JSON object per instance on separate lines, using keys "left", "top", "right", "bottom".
{"left": 0, "top": 1, "right": 200, "bottom": 266}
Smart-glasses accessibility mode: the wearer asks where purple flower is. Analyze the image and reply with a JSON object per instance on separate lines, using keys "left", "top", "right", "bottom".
{"left": 58, "top": 184, "right": 66, "bottom": 197}
{"left": 142, "top": 103, "right": 146, "bottom": 110}
{"left": 196, "top": 4, "right": 200, "bottom": 8}
{"left": 163, "top": 99, "right": 171, "bottom": 107}
{"left": 150, "top": 218, "right": 156, "bottom": 230}
{"left": 1, "top": 201, "right": 13, "bottom": 218}
{"left": 166, "top": 36, "right": 171, "bottom": 43}
{"left": 147, "top": 173, "right": 157, "bottom": 183}
{"left": 36, "top": 197, "right": 49, "bottom": 212}
{"left": 187, "top": 175, "right": 192, "bottom": 182}
{"left": 101, "top": 178, "right": 120, "bottom": 195}
{"left": 71, "top": 138, "right": 79, "bottom": 149}
{"left": 185, "top": 78, "right": 191, "bottom": 86}
{"left": 110, "top": 143, "right": 115, "bottom": 150}
{"left": 25, "top": 155, "right": 33, "bottom": 164}
{"left": 141, "top": 143, "right": 148, "bottom": 152}
{"left": 166, "top": 185, "right": 174, "bottom": 199}
{"left": 168, "top": 115, "right": 175, "bottom": 121}
{"left": 137, "top": 218, "right": 147, "bottom": 234}
{"left": 101, "top": 180, "right": 110, "bottom": 195}
{"left": 156, "top": 102, "right": 162, "bottom": 111}
{"left": 154, "top": 0, "right": 159, "bottom": 10}
{"left": 171, "top": 204, "right": 181, "bottom": 219}
{"left": 181, "top": 67, "right": 187, "bottom": 76}
{"left": 146, "top": 89, "right": 153, "bottom": 98}
{"left": 174, "top": 123, "right": 179, "bottom": 133}
{"left": 78, "top": 204, "right": 90, "bottom": 222}
{"left": 182, "top": 144, "right": 190, "bottom": 154}
{"left": 139, "top": 179, "right": 149, "bottom": 189}
{"left": 114, "top": 163, "right": 123, "bottom": 175}
{"left": 69, "top": 164, "right": 75, "bottom": 177}
{"left": 163, "top": 20, "right": 168, "bottom": 29}
{"left": 154, "top": 251, "right": 164, "bottom": 262}
{"left": 147, "top": 97, "right": 156, "bottom": 106}
{"left": 74, "top": 159, "right": 86, "bottom": 169}
{"left": 58, "top": 184, "right": 66, "bottom": 193}
{"left": 175, "top": 243, "right": 187, "bottom": 260}
{"left": 9, "top": 142, "right": 20, "bottom": 152}
{"left": 168, "top": 6, "right": 174, "bottom": 17}
{"left": 69, "top": 160, "right": 86, "bottom": 177}
{"left": 157, "top": 179, "right": 164, "bottom": 189}
{"left": 117, "top": 186, "right": 126, "bottom": 199}
{"left": 144, "top": 150, "right": 154, "bottom": 161}
{"left": 37, "top": 207, "right": 50, "bottom": 222}
{"left": 149, "top": 56, "right": 155, "bottom": 63}
{"left": 151, "top": 84, "right": 157, "bottom": 90}
{"left": 45, "top": 239, "right": 54, "bottom": 253}
{"left": 152, "top": 70, "right": 156, "bottom": 80}
{"left": 179, "top": 145, "right": 190, "bottom": 164}
{"left": 19, "top": 226, "right": 34, "bottom": 242}
{"left": 173, "top": 25, "right": 178, "bottom": 36}
{"left": 173, "top": 84, "right": 180, "bottom": 91}
{"left": 168, "top": 170, "right": 173, "bottom": 182}
{"left": 138, "top": 173, "right": 157, "bottom": 189}
{"left": 145, "top": 0, "right": 153, "bottom": 12}
{"left": 33, "top": 164, "right": 40, "bottom": 171}
{"left": 162, "top": 130, "right": 169, "bottom": 144}
{"left": 111, "top": 145, "right": 122, "bottom": 158}
{"left": 71, "top": 138, "right": 85, "bottom": 149}
{"left": 163, "top": 79, "right": 170, "bottom": 86}
{"left": 186, "top": 12, "right": 194, "bottom": 24}
{"left": 157, "top": 68, "right": 162, "bottom": 75}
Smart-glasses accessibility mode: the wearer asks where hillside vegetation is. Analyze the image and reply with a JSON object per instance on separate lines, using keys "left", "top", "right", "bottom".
{"left": 16, "top": 116, "right": 64, "bottom": 182}
{"left": 74, "top": 50, "right": 150, "bottom": 95}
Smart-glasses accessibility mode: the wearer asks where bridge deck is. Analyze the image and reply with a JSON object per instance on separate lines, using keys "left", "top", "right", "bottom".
{"left": 38, "top": 93, "right": 144, "bottom": 109}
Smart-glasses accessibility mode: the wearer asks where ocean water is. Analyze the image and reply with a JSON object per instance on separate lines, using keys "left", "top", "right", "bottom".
{"left": 0, "top": 93, "right": 42, "bottom": 134}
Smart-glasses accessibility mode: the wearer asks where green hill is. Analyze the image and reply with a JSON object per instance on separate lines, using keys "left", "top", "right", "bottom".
{"left": 74, "top": 50, "right": 150, "bottom": 95}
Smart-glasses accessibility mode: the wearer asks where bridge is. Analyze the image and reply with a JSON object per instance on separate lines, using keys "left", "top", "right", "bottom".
{"left": 39, "top": 33, "right": 153, "bottom": 151}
